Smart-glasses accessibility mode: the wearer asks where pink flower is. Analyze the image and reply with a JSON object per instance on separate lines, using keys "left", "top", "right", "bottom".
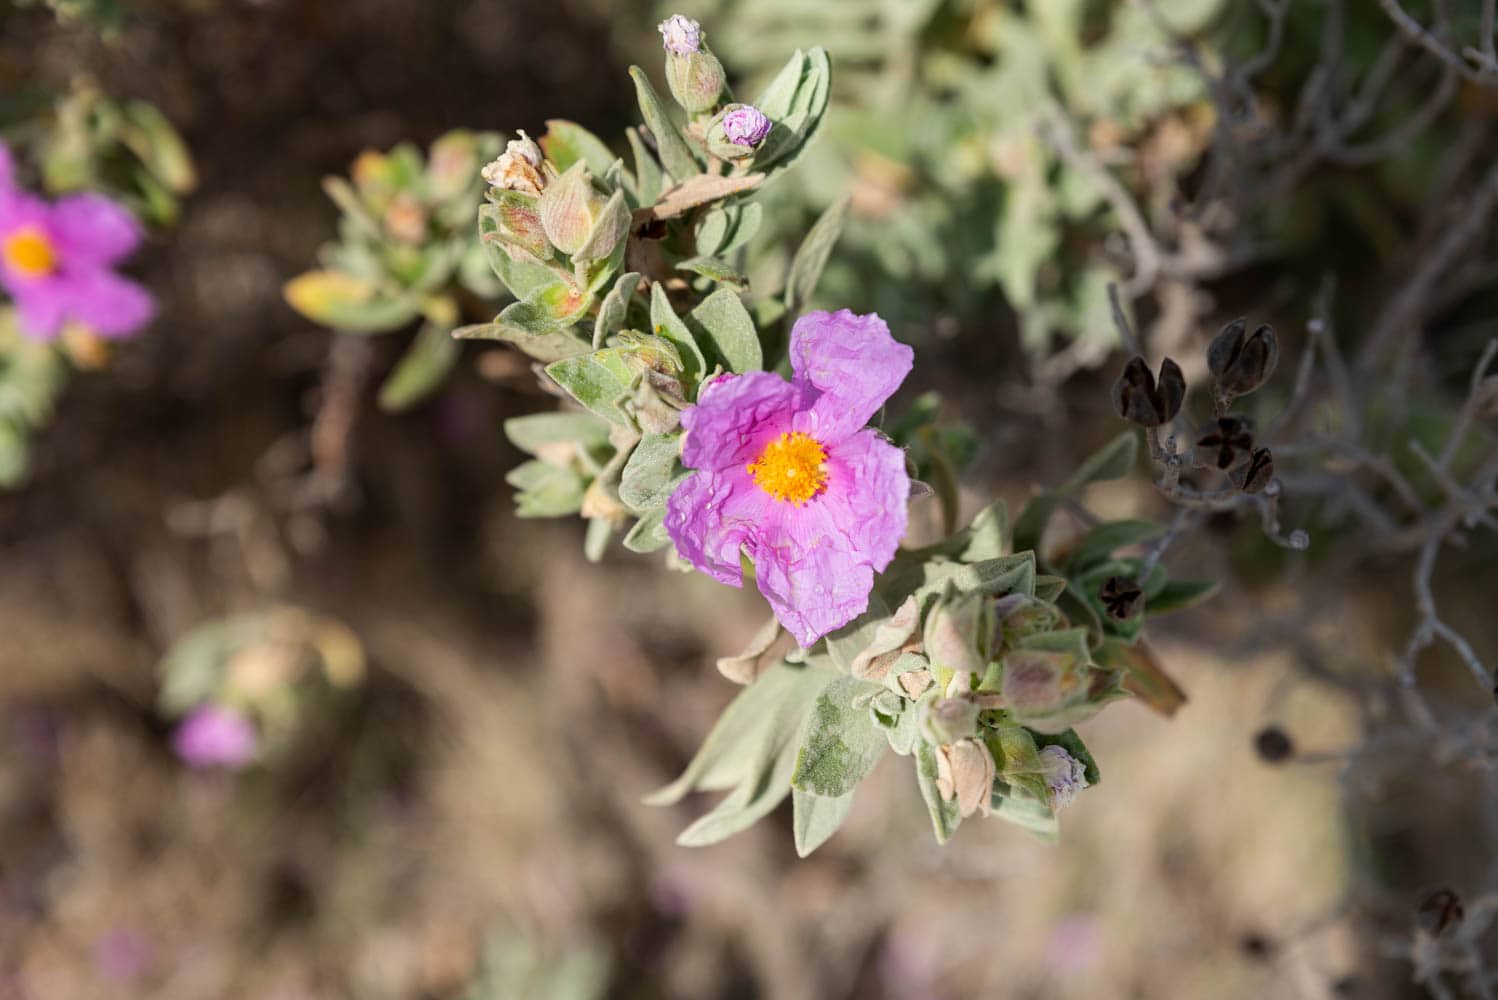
{"left": 0, "top": 143, "right": 154, "bottom": 341}
{"left": 172, "top": 705, "right": 257, "bottom": 769}
{"left": 665, "top": 309, "right": 913, "bottom": 646}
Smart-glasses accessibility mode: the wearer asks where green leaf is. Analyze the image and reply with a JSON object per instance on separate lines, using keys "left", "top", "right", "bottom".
{"left": 647, "top": 661, "right": 833, "bottom": 847}
{"left": 629, "top": 66, "right": 700, "bottom": 182}
{"left": 501, "top": 280, "right": 591, "bottom": 334}
{"left": 784, "top": 196, "right": 849, "bottom": 317}
{"left": 506, "top": 460, "right": 586, "bottom": 518}
{"left": 377, "top": 323, "right": 460, "bottom": 412}
{"left": 751, "top": 47, "right": 832, "bottom": 177}
{"left": 584, "top": 516, "right": 612, "bottom": 562}
{"left": 689, "top": 288, "right": 761, "bottom": 373}
{"left": 791, "top": 675, "right": 887, "bottom": 798}
{"left": 157, "top": 614, "right": 268, "bottom": 714}
{"left": 503, "top": 411, "right": 611, "bottom": 455}
{"left": 283, "top": 271, "right": 418, "bottom": 333}
{"left": 454, "top": 320, "right": 591, "bottom": 363}
{"left": 619, "top": 433, "right": 686, "bottom": 510}
{"left": 1034, "top": 575, "right": 1068, "bottom": 603}
{"left": 915, "top": 740, "right": 962, "bottom": 844}
{"left": 792, "top": 787, "right": 855, "bottom": 858}
{"left": 593, "top": 271, "right": 641, "bottom": 349}
{"left": 478, "top": 202, "right": 561, "bottom": 300}
{"left": 649, "top": 283, "right": 706, "bottom": 381}
{"left": 1064, "top": 519, "right": 1164, "bottom": 573}
{"left": 989, "top": 782, "right": 1060, "bottom": 840}
{"left": 540, "top": 120, "right": 616, "bottom": 176}
{"left": 623, "top": 507, "right": 671, "bottom": 553}
{"left": 676, "top": 255, "right": 746, "bottom": 287}
{"left": 627, "top": 128, "right": 665, "bottom": 205}
{"left": 545, "top": 349, "right": 638, "bottom": 427}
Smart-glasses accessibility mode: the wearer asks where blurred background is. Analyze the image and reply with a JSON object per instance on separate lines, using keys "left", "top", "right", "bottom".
{"left": 2, "top": 0, "right": 1497, "bottom": 997}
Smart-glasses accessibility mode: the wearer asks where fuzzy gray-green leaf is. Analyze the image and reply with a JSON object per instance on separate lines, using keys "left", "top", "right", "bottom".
{"left": 791, "top": 675, "right": 887, "bottom": 798}
{"left": 690, "top": 288, "right": 761, "bottom": 373}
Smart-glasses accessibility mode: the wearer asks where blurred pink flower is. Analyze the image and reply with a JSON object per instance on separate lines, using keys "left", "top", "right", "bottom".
{"left": 94, "top": 927, "right": 151, "bottom": 982}
{"left": 1048, "top": 913, "right": 1101, "bottom": 973}
{"left": 172, "top": 705, "right": 257, "bottom": 769}
{"left": 665, "top": 309, "right": 913, "bottom": 646}
{"left": 0, "top": 142, "right": 154, "bottom": 341}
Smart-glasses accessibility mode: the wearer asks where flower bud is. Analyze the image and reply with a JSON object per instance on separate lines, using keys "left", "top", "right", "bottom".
{"left": 850, "top": 596, "right": 920, "bottom": 682}
{"left": 935, "top": 738, "right": 995, "bottom": 818}
{"left": 1001, "top": 649, "right": 1086, "bottom": 723}
{"left": 657, "top": 14, "right": 701, "bottom": 56}
{"left": 708, "top": 105, "right": 772, "bottom": 159}
{"left": 383, "top": 191, "right": 428, "bottom": 245}
{"left": 1098, "top": 576, "right": 1143, "bottom": 621}
{"left": 1110, "top": 355, "right": 1185, "bottom": 427}
{"left": 993, "top": 595, "right": 1067, "bottom": 650}
{"left": 1230, "top": 446, "right": 1275, "bottom": 494}
{"left": 919, "top": 697, "right": 979, "bottom": 745}
{"left": 628, "top": 370, "right": 687, "bottom": 435}
{"left": 1196, "top": 416, "right": 1255, "bottom": 470}
{"left": 1207, "top": 319, "right": 1278, "bottom": 397}
{"left": 1037, "top": 744, "right": 1089, "bottom": 809}
{"left": 923, "top": 589, "right": 992, "bottom": 683}
{"left": 481, "top": 131, "right": 547, "bottom": 196}
{"left": 538, "top": 161, "right": 607, "bottom": 256}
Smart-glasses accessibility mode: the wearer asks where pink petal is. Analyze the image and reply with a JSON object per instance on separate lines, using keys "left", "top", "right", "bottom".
{"left": 819, "top": 428, "right": 909, "bottom": 571}
{"left": 49, "top": 193, "right": 143, "bottom": 266}
{"left": 752, "top": 505, "right": 878, "bottom": 647}
{"left": 789, "top": 309, "right": 913, "bottom": 442}
{"left": 12, "top": 283, "right": 66, "bottom": 340}
{"left": 679, "top": 370, "right": 799, "bottom": 472}
{"left": 664, "top": 466, "right": 774, "bottom": 587}
{"left": 58, "top": 269, "right": 155, "bottom": 338}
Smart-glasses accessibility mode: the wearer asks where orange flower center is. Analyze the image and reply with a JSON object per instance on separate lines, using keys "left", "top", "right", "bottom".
{"left": 747, "top": 431, "right": 828, "bottom": 505}
{"left": 3, "top": 227, "right": 57, "bottom": 278}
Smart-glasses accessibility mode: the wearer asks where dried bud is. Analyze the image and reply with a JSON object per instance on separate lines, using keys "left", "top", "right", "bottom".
{"left": 481, "top": 131, "right": 548, "bottom": 196}
{"left": 1230, "top": 447, "right": 1275, "bottom": 494}
{"left": 1098, "top": 576, "right": 1143, "bottom": 621}
{"left": 1207, "top": 319, "right": 1278, "bottom": 397}
{"left": 1416, "top": 889, "right": 1464, "bottom": 937}
{"left": 1110, "top": 355, "right": 1185, "bottom": 427}
{"left": 581, "top": 479, "right": 630, "bottom": 527}
{"left": 919, "top": 697, "right": 979, "bottom": 745}
{"left": 538, "top": 161, "right": 607, "bottom": 256}
{"left": 1197, "top": 416, "right": 1255, "bottom": 470}
{"left": 1038, "top": 744, "right": 1089, "bottom": 809}
{"left": 708, "top": 104, "right": 772, "bottom": 159}
{"left": 850, "top": 596, "right": 920, "bottom": 682}
{"left": 897, "top": 667, "right": 934, "bottom": 700}
{"left": 657, "top": 14, "right": 702, "bottom": 56}
{"left": 935, "top": 738, "right": 995, "bottom": 818}
{"left": 1253, "top": 726, "right": 1293, "bottom": 763}
{"left": 923, "top": 589, "right": 992, "bottom": 682}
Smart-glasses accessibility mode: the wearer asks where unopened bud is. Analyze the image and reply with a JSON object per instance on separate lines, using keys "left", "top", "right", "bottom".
{"left": 1208, "top": 319, "right": 1278, "bottom": 397}
{"left": 1001, "top": 649, "right": 1085, "bottom": 722}
{"left": 538, "top": 161, "right": 607, "bottom": 256}
{"left": 1037, "top": 744, "right": 1089, "bottom": 809}
{"left": 923, "top": 589, "right": 992, "bottom": 682}
{"left": 657, "top": 14, "right": 701, "bottom": 56}
{"left": 628, "top": 370, "right": 687, "bottom": 435}
{"left": 481, "top": 131, "right": 547, "bottom": 196}
{"left": 1230, "top": 446, "right": 1275, "bottom": 493}
{"left": 919, "top": 697, "right": 979, "bottom": 745}
{"left": 1098, "top": 576, "right": 1143, "bottom": 621}
{"left": 993, "top": 595, "right": 1067, "bottom": 649}
{"left": 708, "top": 104, "right": 772, "bottom": 159}
{"left": 935, "top": 738, "right": 995, "bottom": 818}
{"left": 1111, "top": 355, "right": 1185, "bottom": 427}
{"left": 664, "top": 34, "right": 727, "bottom": 115}
{"left": 1197, "top": 416, "right": 1255, "bottom": 470}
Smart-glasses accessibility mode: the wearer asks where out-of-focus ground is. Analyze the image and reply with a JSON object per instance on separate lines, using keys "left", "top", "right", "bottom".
{"left": 0, "top": 1, "right": 1485, "bottom": 998}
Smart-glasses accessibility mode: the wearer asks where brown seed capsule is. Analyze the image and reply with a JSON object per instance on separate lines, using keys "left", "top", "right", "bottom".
{"left": 1111, "top": 355, "right": 1186, "bottom": 427}
{"left": 1254, "top": 726, "right": 1293, "bottom": 763}
{"left": 1416, "top": 888, "right": 1464, "bottom": 937}
{"left": 1197, "top": 416, "right": 1255, "bottom": 470}
{"left": 1098, "top": 576, "right": 1143, "bottom": 621}
{"left": 1230, "top": 447, "right": 1275, "bottom": 493}
{"left": 1208, "top": 319, "right": 1279, "bottom": 396}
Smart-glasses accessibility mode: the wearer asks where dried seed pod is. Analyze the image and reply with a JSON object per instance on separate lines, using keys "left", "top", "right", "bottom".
{"left": 1110, "top": 355, "right": 1185, "bottom": 427}
{"left": 1197, "top": 416, "right": 1255, "bottom": 470}
{"left": 1208, "top": 319, "right": 1279, "bottom": 396}
{"left": 1254, "top": 726, "right": 1293, "bottom": 763}
{"left": 1416, "top": 889, "right": 1464, "bottom": 937}
{"left": 1230, "top": 447, "right": 1275, "bottom": 493}
{"left": 1098, "top": 576, "right": 1143, "bottom": 621}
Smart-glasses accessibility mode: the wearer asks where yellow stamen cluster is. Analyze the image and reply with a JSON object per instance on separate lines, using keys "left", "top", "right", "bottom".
{"left": 3, "top": 227, "right": 57, "bottom": 278}
{"left": 747, "top": 431, "right": 828, "bottom": 505}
